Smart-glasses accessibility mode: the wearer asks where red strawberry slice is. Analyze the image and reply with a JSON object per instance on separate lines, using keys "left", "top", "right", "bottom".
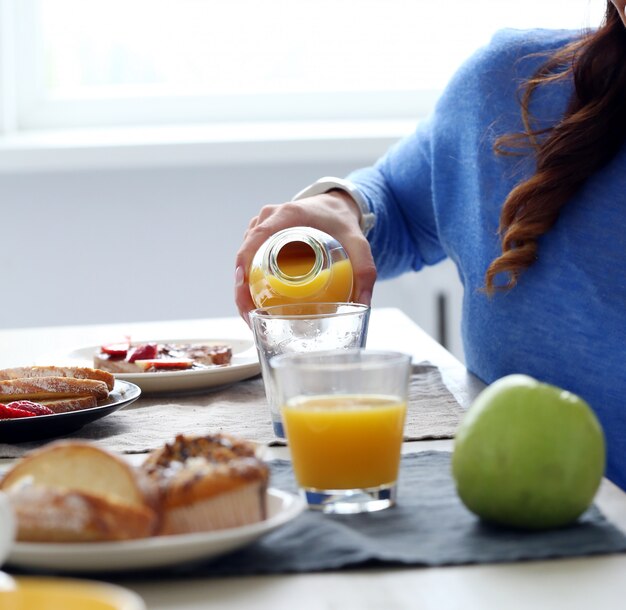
{"left": 7, "top": 401, "right": 54, "bottom": 416}
{"left": 0, "top": 403, "right": 38, "bottom": 419}
{"left": 128, "top": 343, "right": 159, "bottom": 363}
{"left": 101, "top": 341, "right": 130, "bottom": 358}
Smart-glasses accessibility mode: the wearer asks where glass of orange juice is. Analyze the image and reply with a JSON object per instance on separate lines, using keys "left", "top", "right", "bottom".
{"left": 270, "top": 349, "right": 411, "bottom": 514}
{"left": 249, "top": 303, "right": 370, "bottom": 441}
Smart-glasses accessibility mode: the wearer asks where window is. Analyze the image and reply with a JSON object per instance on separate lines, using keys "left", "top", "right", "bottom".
{"left": 2, "top": 0, "right": 606, "bottom": 132}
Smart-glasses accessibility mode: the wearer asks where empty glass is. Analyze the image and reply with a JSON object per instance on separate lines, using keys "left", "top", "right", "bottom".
{"left": 249, "top": 303, "right": 370, "bottom": 440}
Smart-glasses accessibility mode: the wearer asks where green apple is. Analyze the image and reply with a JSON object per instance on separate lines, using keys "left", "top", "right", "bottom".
{"left": 452, "top": 374, "right": 605, "bottom": 529}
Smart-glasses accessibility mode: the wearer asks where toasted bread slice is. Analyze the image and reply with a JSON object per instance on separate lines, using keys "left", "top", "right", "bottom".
{"left": 1, "top": 442, "right": 159, "bottom": 542}
{"left": 94, "top": 343, "right": 233, "bottom": 374}
{"left": 39, "top": 395, "right": 98, "bottom": 413}
{"left": 93, "top": 353, "right": 141, "bottom": 374}
{"left": 0, "top": 366, "right": 115, "bottom": 391}
{"left": 0, "top": 376, "right": 108, "bottom": 402}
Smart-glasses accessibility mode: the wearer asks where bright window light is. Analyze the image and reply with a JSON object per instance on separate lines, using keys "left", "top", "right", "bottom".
{"left": 7, "top": 0, "right": 607, "bottom": 130}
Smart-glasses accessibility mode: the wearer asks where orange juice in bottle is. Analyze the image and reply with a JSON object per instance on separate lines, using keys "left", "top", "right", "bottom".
{"left": 248, "top": 227, "right": 353, "bottom": 308}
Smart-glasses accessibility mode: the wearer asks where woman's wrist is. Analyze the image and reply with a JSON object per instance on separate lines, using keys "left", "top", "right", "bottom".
{"left": 325, "top": 189, "right": 364, "bottom": 228}
{"left": 292, "top": 177, "right": 376, "bottom": 236}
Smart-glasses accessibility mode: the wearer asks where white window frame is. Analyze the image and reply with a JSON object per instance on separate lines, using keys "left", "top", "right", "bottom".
{"left": 0, "top": 0, "right": 18, "bottom": 134}
{"left": 0, "top": 0, "right": 426, "bottom": 171}
{"left": 10, "top": 0, "right": 441, "bottom": 131}
{"left": 0, "top": 0, "right": 606, "bottom": 172}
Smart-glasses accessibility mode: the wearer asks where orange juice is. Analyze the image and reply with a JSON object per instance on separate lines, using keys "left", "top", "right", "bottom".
{"left": 276, "top": 240, "right": 317, "bottom": 276}
{"left": 248, "top": 227, "right": 354, "bottom": 308}
{"left": 282, "top": 394, "right": 406, "bottom": 489}
{"left": 0, "top": 577, "right": 145, "bottom": 610}
{"left": 249, "top": 257, "right": 353, "bottom": 307}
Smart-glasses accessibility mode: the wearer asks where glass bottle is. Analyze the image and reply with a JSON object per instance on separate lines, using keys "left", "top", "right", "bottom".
{"left": 248, "top": 227, "right": 354, "bottom": 308}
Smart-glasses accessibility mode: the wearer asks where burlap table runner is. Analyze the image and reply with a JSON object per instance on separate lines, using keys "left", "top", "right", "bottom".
{"left": 0, "top": 363, "right": 464, "bottom": 457}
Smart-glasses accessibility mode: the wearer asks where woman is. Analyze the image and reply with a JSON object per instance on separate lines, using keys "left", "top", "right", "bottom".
{"left": 235, "top": 2, "right": 626, "bottom": 488}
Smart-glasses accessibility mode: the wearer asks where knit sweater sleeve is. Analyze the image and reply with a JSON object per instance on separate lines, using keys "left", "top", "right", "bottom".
{"left": 348, "top": 28, "right": 578, "bottom": 281}
{"left": 348, "top": 117, "right": 442, "bottom": 280}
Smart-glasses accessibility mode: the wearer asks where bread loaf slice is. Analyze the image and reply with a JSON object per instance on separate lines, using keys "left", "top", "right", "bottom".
{"left": 0, "top": 366, "right": 115, "bottom": 391}
{"left": 2, "top": 442, "right": 147, "bottom": 503}
{"left": 1, "top": 442, "right": 159, "bottom": 542}
{"left": 8, "top": 486, "right": 157, "bottom": 542}
{"left": 0, "top": 377, "right": 109, "bottom": 402}
{"left": 39, "top": 395, "right": 98, "bottom": 413}
{"left": 93, "top": 354, "right": 141, "bottom": 374}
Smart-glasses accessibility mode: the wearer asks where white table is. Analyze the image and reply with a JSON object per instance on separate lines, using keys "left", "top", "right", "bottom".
{"left": 2, "top": 308, "right": 626, "bottom": 609}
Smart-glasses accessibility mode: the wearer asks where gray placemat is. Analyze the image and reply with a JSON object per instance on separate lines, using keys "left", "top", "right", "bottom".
{"left": 0, "top": 363, "right": 464, "bottom": 457}
{"left": 149, "top": 451, "right": 626, "bottom": 577}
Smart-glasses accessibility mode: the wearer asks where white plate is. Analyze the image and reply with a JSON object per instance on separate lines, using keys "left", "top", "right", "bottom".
{"left": 63, "top": 338, "right": 260, "bottom": 394}
{"left": 8, "top": 488, "right": 305, "bottom": 572}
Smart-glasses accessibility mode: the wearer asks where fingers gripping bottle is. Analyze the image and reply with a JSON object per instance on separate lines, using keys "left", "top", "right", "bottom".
{"left": 248, "top": 227, "right": 354, "bottom": 308}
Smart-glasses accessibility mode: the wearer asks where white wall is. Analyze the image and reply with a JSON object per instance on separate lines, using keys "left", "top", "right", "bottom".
{"left": 0, "top": 159, "right": 464, "bottom": 361}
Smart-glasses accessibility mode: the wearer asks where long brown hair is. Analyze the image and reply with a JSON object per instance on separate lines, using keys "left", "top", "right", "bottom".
{"left": 485, "top": 3, "right": 626, "bottom": 294}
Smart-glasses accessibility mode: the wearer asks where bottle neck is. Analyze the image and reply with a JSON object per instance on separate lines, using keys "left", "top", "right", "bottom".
{"left": 267, "top": 233, "right": 328, "bottom": 285}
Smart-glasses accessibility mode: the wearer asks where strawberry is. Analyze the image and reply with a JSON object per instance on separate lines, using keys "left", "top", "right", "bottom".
{"left": 7, "top": 401, "right": 54, "bottom": 416}
{"left": 0, "top": 403, "right": 38, "bottom": 419}
{"left": 128, "top": 343, "right": 159, "bottom": 363}
{"left": 101, "top": 341, "right": 130, "bottom": 358}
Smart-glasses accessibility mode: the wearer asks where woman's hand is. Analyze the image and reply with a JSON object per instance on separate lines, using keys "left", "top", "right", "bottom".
{"left": 234, "top": 190, "right": 377, "bottom": 323}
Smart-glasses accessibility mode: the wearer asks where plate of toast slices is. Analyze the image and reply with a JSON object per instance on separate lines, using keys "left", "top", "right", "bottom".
{"left": 2, "top": 434, "right": 305, "bottom": 572}
{"left": 64, "top": 338, "right": 261, "bottom": 395}
{"left": 0, "top": 366, "right": 141, "bottom": 443}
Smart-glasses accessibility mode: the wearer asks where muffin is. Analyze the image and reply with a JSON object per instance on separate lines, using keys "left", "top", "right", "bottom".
{"left": 142, "top": 433, "right": 269, "bottom": 535}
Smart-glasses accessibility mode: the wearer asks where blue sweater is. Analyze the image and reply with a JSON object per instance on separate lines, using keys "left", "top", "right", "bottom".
{"left": 349, "top": 29, "right": 626, "bottom": 490}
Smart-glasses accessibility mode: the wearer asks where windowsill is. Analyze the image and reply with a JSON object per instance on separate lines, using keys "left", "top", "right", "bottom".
{"left": 0, "top": 120, "right": 417, "bottom": 173}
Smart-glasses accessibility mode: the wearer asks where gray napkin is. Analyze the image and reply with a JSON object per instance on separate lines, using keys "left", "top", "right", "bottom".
{"left": 158, "top": 451, "right": 626, "bottom": 576}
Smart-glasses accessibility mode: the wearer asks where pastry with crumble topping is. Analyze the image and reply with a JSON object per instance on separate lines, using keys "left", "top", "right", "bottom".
{"left": 142, "top": 433, "right": 269, "bottom": 535}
